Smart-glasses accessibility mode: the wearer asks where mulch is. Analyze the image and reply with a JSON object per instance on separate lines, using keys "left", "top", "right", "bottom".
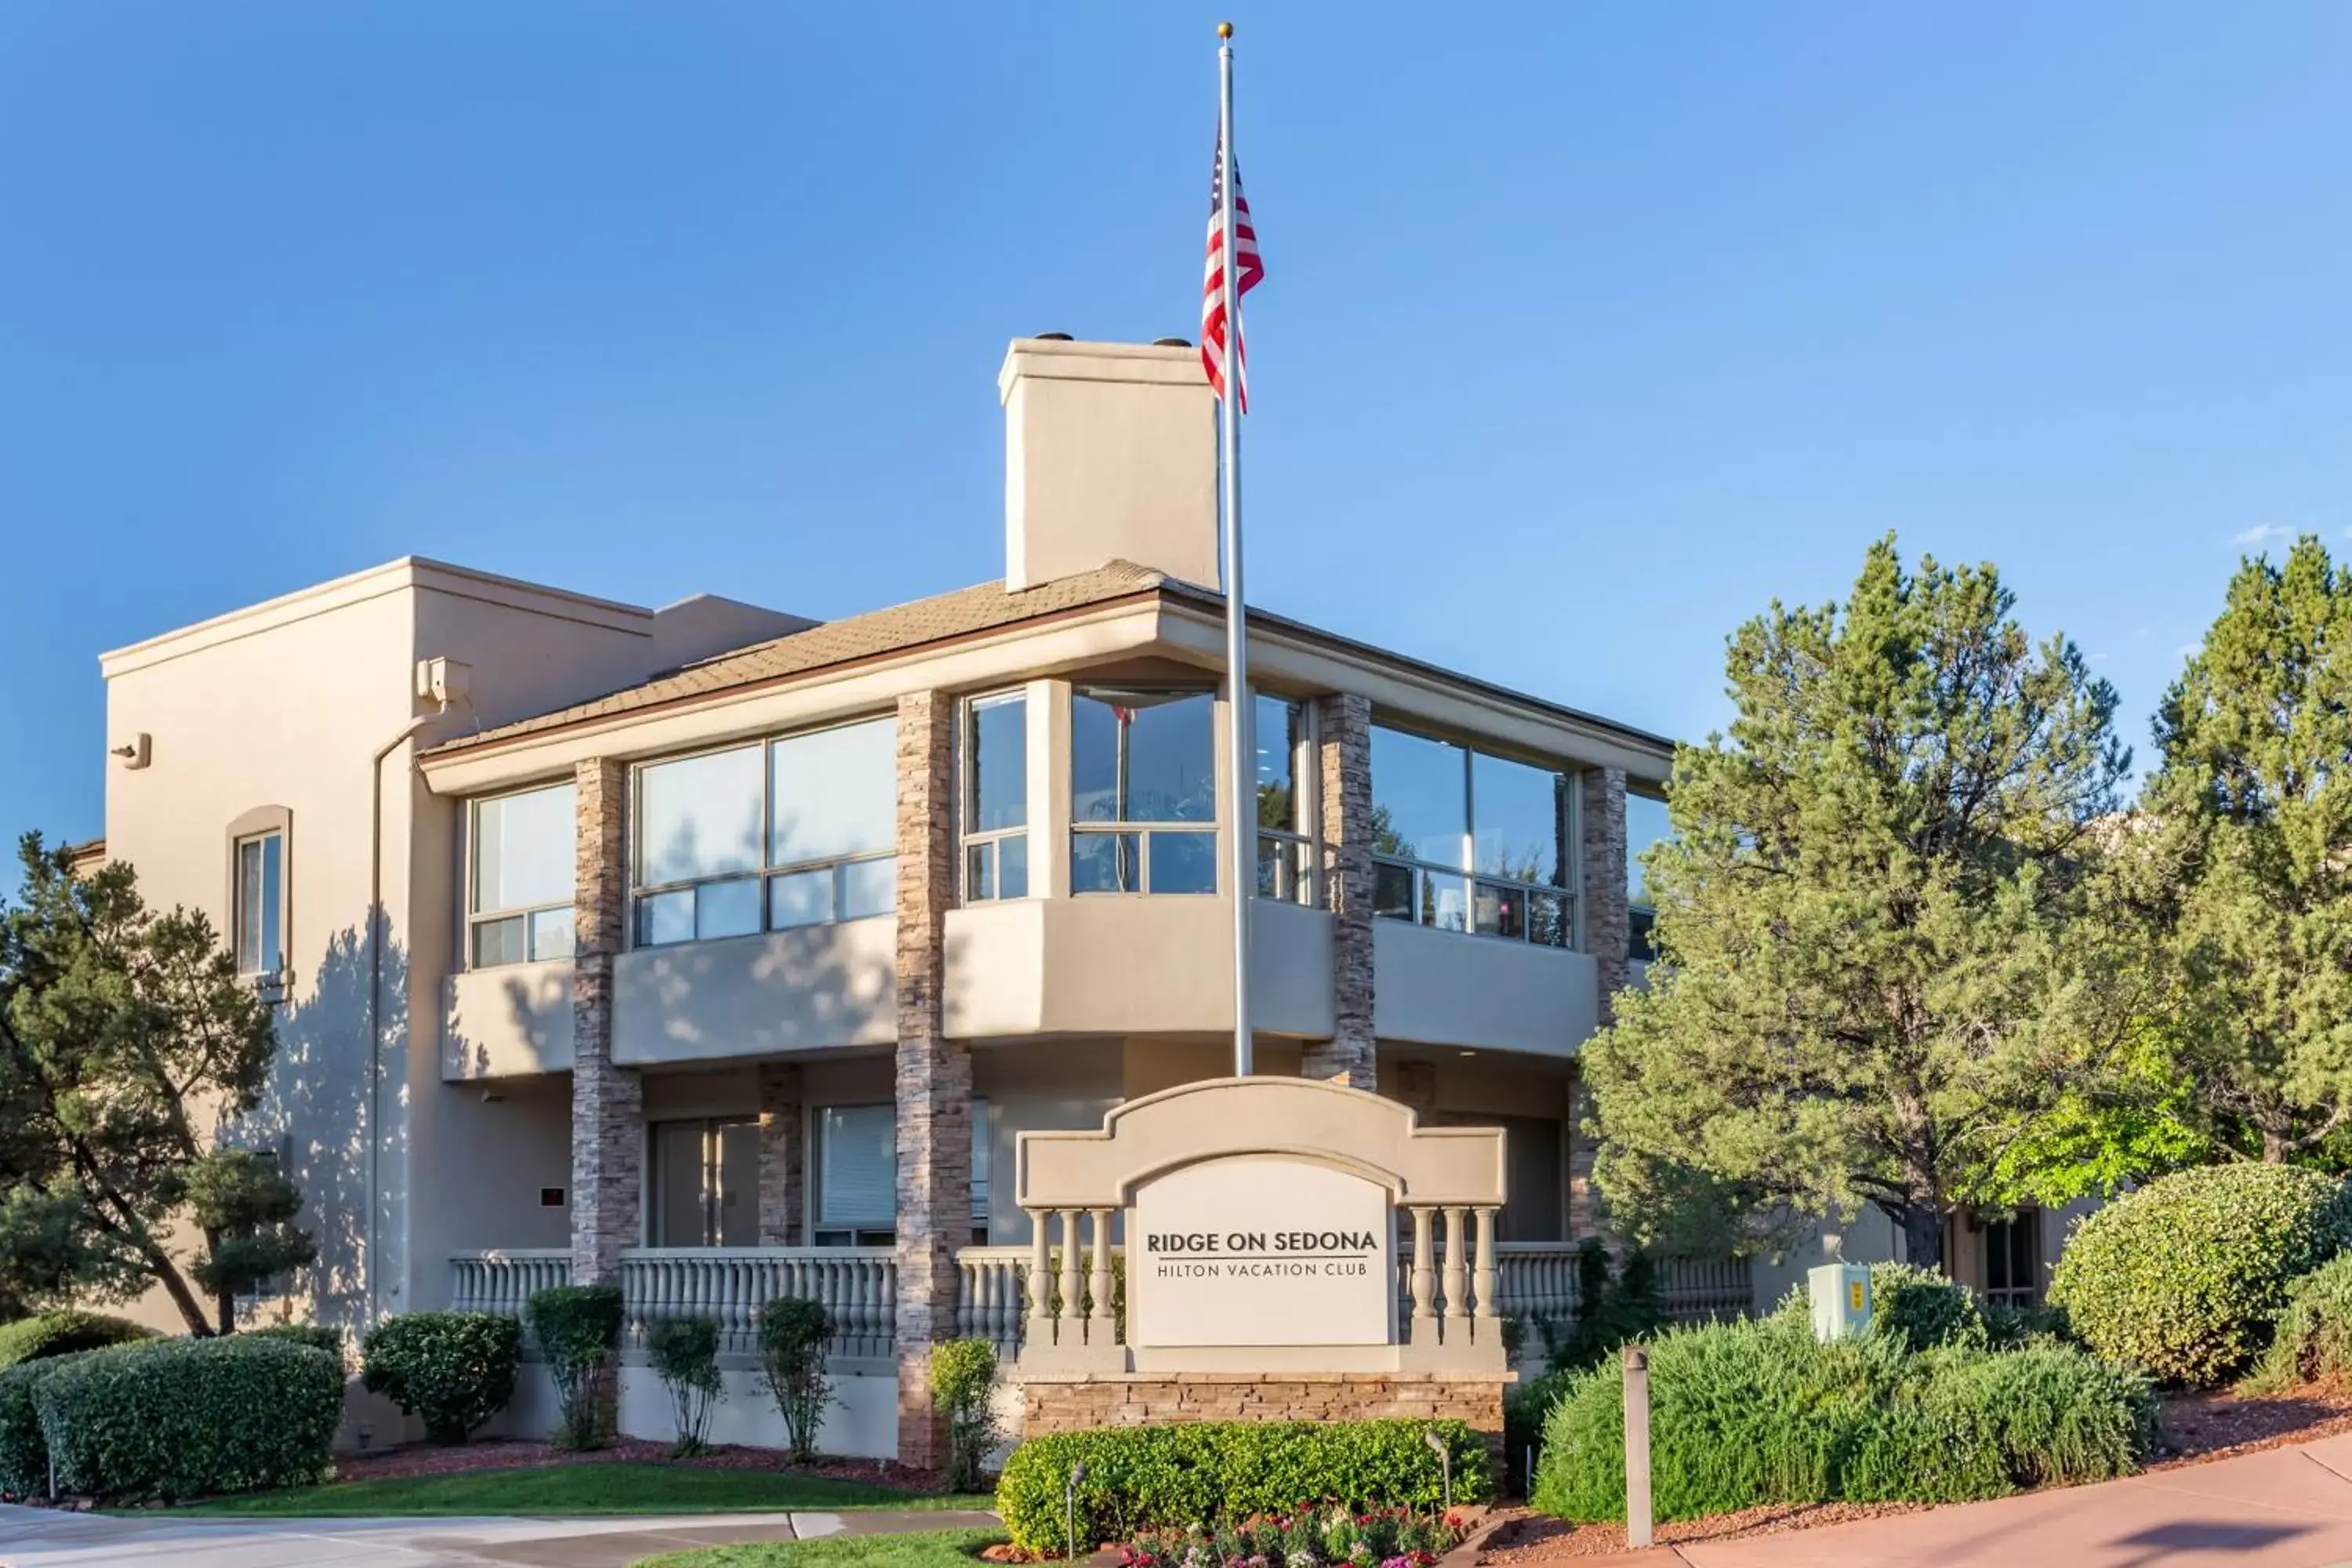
{"left": 2151, "top": 1384, "right": 2352, "bottom": 1468}
{"left": 329, "top": 1436, "right": 953, "bottom": 1491}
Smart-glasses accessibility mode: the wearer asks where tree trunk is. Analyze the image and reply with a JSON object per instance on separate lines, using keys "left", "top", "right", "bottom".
{"left": 1898, "top": 1204, "right": 1947, "bottom": 1276}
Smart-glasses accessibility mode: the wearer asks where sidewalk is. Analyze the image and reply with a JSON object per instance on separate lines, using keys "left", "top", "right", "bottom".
{"left": 0, "top": 1502, "right": 1000, "bottom": 1568}
{"left": 1577, "top": 1432, "right": 2352, "bottom": 1566}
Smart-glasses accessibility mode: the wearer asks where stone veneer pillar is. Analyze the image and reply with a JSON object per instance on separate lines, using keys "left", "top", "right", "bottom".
{"left": 891, "top": 691, "right": 971, "bottom": 1471}
{"left": 757, "top": 1062, "right": 804, "bottom": 1246}
{"left": 1302, "top": 693, "right": 1376, "bottom": 1091}
{"left": 570, "top": 757, "right": 643, "bottom": 1285}
{"left": 1570, "top": 767, "right": 1630, "bottom": 1242}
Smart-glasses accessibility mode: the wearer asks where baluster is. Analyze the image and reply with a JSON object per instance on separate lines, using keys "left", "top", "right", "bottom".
{"left": 1473, "top": 1209, "right": 1499, "bottom": 1335}
{"left": 1442, "top": 1207, "right": 1469, "bottom": 1333}
{"left": 1025, "top": 1210, "right": 1052, "bottom": 1345}
{"left": 1057, "top": 1211, "right": 1082, "bottom": 1344}
{"left": 1087, "top": 1210, "right": 1114, "bottom": 1341}
{"left": 1409, "top": 1207, "right": 1436, "bottom": 1340}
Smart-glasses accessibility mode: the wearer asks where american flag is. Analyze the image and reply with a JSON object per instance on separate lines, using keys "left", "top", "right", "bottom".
{"left": 1201, "top": 132, "right": 1263, "bottom": 408}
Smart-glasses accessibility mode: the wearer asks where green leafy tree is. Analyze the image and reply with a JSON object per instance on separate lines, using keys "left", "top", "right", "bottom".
{"left": 0, "top": 835, "right": 316, "bottom": 1334}
{"left": 2145, "top": 535, "right": 2352, "bottom": 1161}
{"left": 1583, "top": 539, "right": 2137, "bottom": 1269}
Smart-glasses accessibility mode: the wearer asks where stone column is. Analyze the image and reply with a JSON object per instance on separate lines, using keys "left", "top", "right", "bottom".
{"left": 892, "top": 691, "right": 971, "bottom": 1472}
{"left": 570, "top": 757, "right": 642, "bottom": 1286}
{"left": 1570, "top": 768, "right": 1629, "bottom": 1242}
{"left": 1302, "top": 692, "right": 1376, "bottom": 1090}
{"left": 757, "top": 1062, "right": 804, "bottom": 1246}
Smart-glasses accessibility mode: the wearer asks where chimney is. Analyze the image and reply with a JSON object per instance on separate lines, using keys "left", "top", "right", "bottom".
{"left": 999, "top": 337, "right": 1218, "bottom": 591}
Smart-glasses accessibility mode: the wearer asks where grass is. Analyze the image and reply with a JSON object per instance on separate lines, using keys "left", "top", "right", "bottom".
{"left": 637, "top": 1527, "right": 1007, "bottom": 1568}
{"left": 172, "top": 1461, "right": 996, "bottom": 1518}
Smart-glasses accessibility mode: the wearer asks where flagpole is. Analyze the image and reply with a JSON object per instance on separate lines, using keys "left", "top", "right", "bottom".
{"left": 1217, "top": 20, "right": 1254, "bottom": 1078}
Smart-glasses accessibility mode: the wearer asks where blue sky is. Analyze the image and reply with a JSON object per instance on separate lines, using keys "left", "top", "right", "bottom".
{"left": 4, "top": 3, "right": 2349, "bottom": 859}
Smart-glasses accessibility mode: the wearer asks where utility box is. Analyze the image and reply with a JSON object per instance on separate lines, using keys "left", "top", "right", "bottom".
{"left": 1809, "top": 1261, "right": 1872, "bottom": 1342}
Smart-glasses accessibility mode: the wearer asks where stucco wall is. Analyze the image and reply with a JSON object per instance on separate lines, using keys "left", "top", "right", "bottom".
{"left": 445, "top": 959, "right": 575, "bottom": 1078}
{"left": 1372, "top": 923, "right": 1599, "bottom": 1055}
{"left": 612, "top": 918, "right": 897, "bottom": 1065}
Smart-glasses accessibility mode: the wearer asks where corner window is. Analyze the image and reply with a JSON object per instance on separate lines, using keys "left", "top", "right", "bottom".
{"left": 233, "top": 830, "right": 285, "bottom": 977}
{"left": 960, "top": 693, "right": 1029, "bottom": 902}
{"left": 631, "top": 717, "right": 898, "bottom": 948}
{"left": 1071, "top": 688, "right": 1217, "bottom": 895}
{"left": 1370, "top": 725, "right": 1570, "bottom": 946}
{"left": 1254, "top": 695, "right": 1313, "bottom": 904}
{"left": 1627, "top": 791, "right": 1671, "bottom": 963}
{"left": 811, "top": 1100, "right": 990, "bottom": 1247}
{"left": 470, "top": 782, "right": 576, "bottom": 967}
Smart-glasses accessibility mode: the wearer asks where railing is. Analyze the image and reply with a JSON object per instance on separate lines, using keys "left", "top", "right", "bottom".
{"left": 619, "top": 1248, "right": 895, "bottom": 1359}
{"left": 956, "top": 1245, "right": 1034, "bottom": 1352}
{"left": 450, "top": 1249, "right": 572, "bottom": 1321}
{"left": 1424, "top": 1244, "right": 1755, "bottom": 1335}
{"left": 1493, "top": 1242, "right": 1584, "bottom": 1325}
{"left": 1657, "top": 1254, "right": 1753, "bottom": 1323}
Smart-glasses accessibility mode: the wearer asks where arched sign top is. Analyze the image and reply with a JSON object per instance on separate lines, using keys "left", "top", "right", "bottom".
{"left": 1014, "top": 1076, "right": 1506, "bottom": 1210}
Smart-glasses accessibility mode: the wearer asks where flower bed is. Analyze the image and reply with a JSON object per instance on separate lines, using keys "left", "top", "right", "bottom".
{"left": 1120, "top": 1507, "right": 1469, "bottom": 1568}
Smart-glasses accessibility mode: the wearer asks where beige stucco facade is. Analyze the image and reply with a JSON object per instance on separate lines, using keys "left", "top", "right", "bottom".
{"left": 88, "top": 336, "right": 1704, "bottom": 1458}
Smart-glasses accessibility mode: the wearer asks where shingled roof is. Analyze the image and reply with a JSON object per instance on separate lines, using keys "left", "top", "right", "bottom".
{"left": 427, "top": 560, "right": 1172, "bottom": 755}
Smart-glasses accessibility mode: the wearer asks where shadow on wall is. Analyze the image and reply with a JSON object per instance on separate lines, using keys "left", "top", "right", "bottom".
{"left": 240, "top": 913, "right": 408, "bottom": 1331}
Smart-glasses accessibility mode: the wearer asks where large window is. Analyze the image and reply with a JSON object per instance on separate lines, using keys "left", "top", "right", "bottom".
{"left": 1254, "top": 695, "right": 1313, "bottom": 904}
{"left": 649, "top": 1118, "right": 759, "bottom": 1247}
{"left": 811, "top": 1101, "right": 990, "bottom": 1246}
{"left": 233, "top": 829, "right": 285, "bottom": 977}
{"left": 1627, "top": 791, "right": 1671, "bottom": 962}
{"left": 470, "top": 782, "right": 576, "bottom": 967}
{"left": 961, "top": 692, "right": 1028, "bottom": 902}
{"left": 633, "top": 717, "right": 898, "bottom": 947}
{"left": 1071, "top": 688, "right": 1217, "bottom": 894}
{"left": 1370, "top": 726, "right": 1570, "bottom": 946}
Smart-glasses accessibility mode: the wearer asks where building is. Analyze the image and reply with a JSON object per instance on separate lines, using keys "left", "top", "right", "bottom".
{"left": 95, "top": 336, "right": 1732, "bottom": 1460}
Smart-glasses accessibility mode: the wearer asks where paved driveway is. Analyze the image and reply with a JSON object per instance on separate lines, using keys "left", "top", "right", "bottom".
{"left": 0, "top": 1504, "right": 999, "bottom": 1568}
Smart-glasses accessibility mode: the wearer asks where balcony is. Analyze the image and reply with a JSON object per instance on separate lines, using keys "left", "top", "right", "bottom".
{"left": 445, "top": 959, "right": 574, "bottom": 1080}
{"left": 611, "top": 918, "right": 896, "bottom": 1066}
{"left": 943, "top": 895, "right": 1334, "bottom": 1039}
{"left": 1372, "top": 920, "right": 1599, "bottom": 1055}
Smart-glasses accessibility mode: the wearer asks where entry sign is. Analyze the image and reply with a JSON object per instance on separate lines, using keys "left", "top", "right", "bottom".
{"left": 1130, "top": 1156, "right": 1394, "bottom": 1347}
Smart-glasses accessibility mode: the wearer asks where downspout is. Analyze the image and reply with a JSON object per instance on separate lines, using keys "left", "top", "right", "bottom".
{"left": 365, "top": 699, "right": 449, "bottom": 1327}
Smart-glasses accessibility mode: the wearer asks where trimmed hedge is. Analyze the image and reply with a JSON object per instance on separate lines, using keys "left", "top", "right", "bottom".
{"left": 996, "top": 1419, "right": 1491, "bottom": 1556}
{"left": 1530, "top": 1315, "right": 2154, "bottom": 1523}
{"left": 2049, "top": 1164, "right": 2352, "bottom": 1386}
{"left": 0, "top": 1312, "right": 155, "bottom": 1370}
{"left": 2250, "top": 1254, "right": 2352, "bottom": 1392}
{"left": 38, "top": 1334, "right": 343, "bottom": 1502}
{"left": 361, "top": 1311, "right": 520, "bottom": 1443}
{"left": 0, "top": 1357, "right": 68, "bottom": 1498}
{"left": 247, "top": 1323, "right": 345, "bottom": 1362}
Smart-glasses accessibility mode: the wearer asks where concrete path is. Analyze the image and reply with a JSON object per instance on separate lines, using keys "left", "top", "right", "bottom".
{"left": 1575, "top": 1432, "right": 2352, "bottom": 1566}
{"left": 0, "top": 1504, "right": 999, "bottom": 1568}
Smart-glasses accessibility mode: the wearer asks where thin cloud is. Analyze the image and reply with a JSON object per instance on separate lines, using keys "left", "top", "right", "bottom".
{"left": 2233, "top": 523, "right": 2296, "bottom": 547}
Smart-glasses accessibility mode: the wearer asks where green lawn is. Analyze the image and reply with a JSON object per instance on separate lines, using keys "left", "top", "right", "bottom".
{"left": 175, "top": 1461, "right": 996, "bottom": 1518}
{"left": 637, "top": 1526, "right": 1007, "bottom": 1568}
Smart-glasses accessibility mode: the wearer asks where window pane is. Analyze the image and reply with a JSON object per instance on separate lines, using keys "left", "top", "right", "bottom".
{"left": 474, "top": 915, "right": 526, "bottom": 968}
{"left": 1421, "top": 869, "right": 1468, "bottom": 931}
{"left": 258, "top": 834, "right": 282, "bottom": 971}
{"left": 1071, "top": 831, "right": 1142, "bottom": 892}
{"left": 1474, "top": 880, "right": 1526, "bottom": 940}
{"left": 474, "top": 785, "right": 576, "bottom": 914}
{"left": 238, "top": 838, "right": 264, "bottom": 972}
{"left": 652, "top": 1123, "right": 710, "bottom": 1247}
{"left": 528, "top": 906, "right": 575, "bottom": 962}
{"left": 1257, "top": 836, "right": 1301, "bottom": 899}
{"left": 966, "top": 841, "right": 996, "bottom": 901}
{"left": 637, "top": 890, "right": 694, "bottom": 947}
{"left": 771, "top": 719, "right": 895, "bottom": 866}
{"left": 1473, "top": 753, "right": 1566, "bottom": 887}
{"left": 768, "top": 868, "right": 834, "bottom": 929}
{"left": 1073, "top": 690, "right": 1215, "bottom": 824}
{"left": 971, "top": 1098, "right": 991, "bottom": 1226}
{"left": 637, "top": 746, "right": 762, "bottom": 885}
{"left": 996, "top": 835, "right": 1029, "bottom": 899}
{"left": 840, "top": 856, "right": 897, "bottom": 920}
{"left": 1630, "top": 906, "right": 1658, "bottom": 963}
{"left": 818, "top": 1105, "right": 897, "bottom": 1225}
{"left": 1374, "top": 861, "right": 1414, "bottom": 920}
{"left": 1628, "top": 792, "right": 1672, "bottom": 909}
{"left": 1151, "top": 830, "right": 1218, "bottom": 894}
{"left": 1528, "top": 890, "right": 1567, "bottom": 948}
{"left": 967, "top": 695, "right": 1027, "bottom": 833}
{"left": 717, "top": 1120, "right": 759, "bottom": 1247}
{"left": 696, "top": 878, "right": 761, "bottom": 939}
{"left": 1370, "top": 728, "right": 1467, "bottom": 866}
{"left": 1254, "top": 695, "right": 1302, "bottom": 832}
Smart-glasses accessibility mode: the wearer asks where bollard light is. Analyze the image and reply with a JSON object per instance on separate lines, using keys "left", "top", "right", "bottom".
{"left": 1065, "top": 1461, "right": 1088, "bottom": 1561}
{"left": 1422, "top": 1426, "right": 1453, "bottom": 1514}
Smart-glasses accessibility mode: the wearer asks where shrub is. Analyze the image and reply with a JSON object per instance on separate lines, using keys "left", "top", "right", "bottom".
{"left": 1504, "top": 1367, "right": 1574, "bottom": 1495}
{"left": 2250, "top": 1254, "right": 2352, "bottom": 1392}
{"left": 35, "top": 1334, "right": 341, "bottom": 1502}
{"left": 360, "top": 1311, "right": 521, "bottom": 1444}
{"left": 247, "top": 1323, "right": 345, "bottom": 1362}
{"left": 648, "top": 1316, "right": 724, "bottom": 1457}
{"left": 757, "top": 1297, "right": 833, "bottom": 1462}
{"left": 996, "top": 1418, "right": 1491, "bottom": 1556}
{"left": 2049, "top": 1164, "right": 2352, "bottom": 1386}
{"left": 1124, "top": 1506, "right": 1466, "bottom": 1568}
{"left": 1982, "top": 1300, "right": 2074, "bottom": 1351}
{"left": 929, "top": 1338, "right": 999, "bottom": 1490}
{"left": 0, "top": 1312, "right": 155, "bottom": 1370}
{"left": 0, "top": 1339, "right": 170, "bottom": 1499}
{"left": 1552, "top": 1241, "right": 1663, "bottom": 1371}
{"left": 1866, "top": 1262, "right": 1984, "bottom": 1351}
{"left": 1530, "top": 1314, "right": 2154, "bottom": 1523}
{"left": 527, "top": 1284, "right": 623, "bottom": 1450}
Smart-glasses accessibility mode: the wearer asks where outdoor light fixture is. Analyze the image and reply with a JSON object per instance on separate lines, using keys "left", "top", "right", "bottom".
{"left": 1065, "top": 1461, "right": 1088, "bottom": 1562}
{"left": 1423, "top": 1428, "right": 1453, "bottom": 1512}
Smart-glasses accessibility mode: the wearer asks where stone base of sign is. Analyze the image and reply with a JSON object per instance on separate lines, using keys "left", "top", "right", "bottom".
{"left": 1019, "top": 1370, "right": 1511, "bottom": 1461}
